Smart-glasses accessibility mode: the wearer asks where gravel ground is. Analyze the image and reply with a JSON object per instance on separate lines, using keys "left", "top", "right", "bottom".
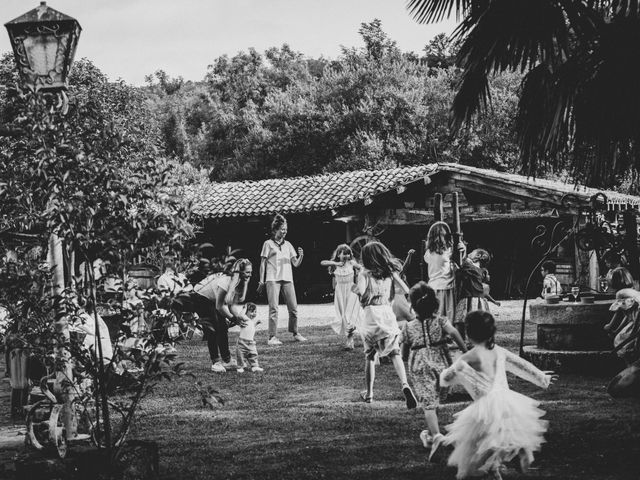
{"left": 244, "top": 299, "right": 529, "bottom": 333}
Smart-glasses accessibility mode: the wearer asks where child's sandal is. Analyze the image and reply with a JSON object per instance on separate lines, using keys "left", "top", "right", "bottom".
{"left": 360, "top": 390, "right": 373, "bottom": 403}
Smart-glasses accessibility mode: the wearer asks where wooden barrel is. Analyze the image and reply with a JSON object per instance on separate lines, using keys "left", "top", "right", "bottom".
{"left": 127, "top": 264, "right": 160, "bottom": 289}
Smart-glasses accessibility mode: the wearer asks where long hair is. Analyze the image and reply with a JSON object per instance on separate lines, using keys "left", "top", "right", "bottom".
{"left": 465, "top": 310, "right": 496, "bottom": 349}
{"left": 360, "top": 241, "right": 402, "bottom": 280}
{"left": 469, "top": 248, "right": 491, "bottom": 268}
{"left": 271, "top": 214, "right": 287, "bottom": 236}
{"left": 327, "top": 244, "right": 353, "bottom": 274}
{"left": 409, "top": 281, "right": 439, "bottom": 320}
{"left": 426, "top": 221, "right": 452, "bottom": 254}
{"left": 224, "top": 258, "right": 252, "bottom": 305}
{"left": 608, "top": 267, "right": 634, "bottom": 291}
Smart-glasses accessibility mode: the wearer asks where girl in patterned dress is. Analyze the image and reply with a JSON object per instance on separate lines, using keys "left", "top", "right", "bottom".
{"left": 321, "top": 244, "right": 362, "bottom": 350}
{"left": 401, "top": 281, "right": 467, "bottom": 457}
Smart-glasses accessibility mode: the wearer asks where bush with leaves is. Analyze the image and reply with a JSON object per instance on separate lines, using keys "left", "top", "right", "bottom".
{"left": 0, "top": 55, "right": 196, "bottom": 463}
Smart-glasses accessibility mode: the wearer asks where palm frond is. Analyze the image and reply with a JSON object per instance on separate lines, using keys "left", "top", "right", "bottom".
{"left": 451, "top": 69, "right": 491, "bottom": 129}
{"left": 516, "top": 62, "right": 579, "bottom": 176}
{"left": 450, "top": 0, "right": 576, "bottom": 129}
{"left": 406, "top": 0, "right": 474, "bottom": 24}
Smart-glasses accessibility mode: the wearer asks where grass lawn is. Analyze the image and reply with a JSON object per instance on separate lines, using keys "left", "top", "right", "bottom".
{"left": 131, "top": 317, "right": 640, "bottom": 480}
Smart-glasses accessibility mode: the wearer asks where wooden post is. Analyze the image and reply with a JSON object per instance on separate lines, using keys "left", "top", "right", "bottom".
{"left": 452, "top": 192, "right": 462, "bottom": 265}
{"left": 589, "top": 250, "right": 599, "bottom": 292}
{"left": 623, "top": 208, "right": 639, "bottom": 281}
{"left": 434, "top": 193, "right": 443, "bottom": 222}
{"left": 47, "top": 234, "right": 65, "bottom": 295}
{"left": 345, "top": 222, "right": 354, "bottom": 244}
{"left": 47, "top": 234, "right": 77, "bottom": 438}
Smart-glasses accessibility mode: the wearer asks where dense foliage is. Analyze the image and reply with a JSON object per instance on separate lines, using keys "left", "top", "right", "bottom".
{"left": 145, "top": 20, "right": 524, "bottom": 182}
{"left": 0, "top": 55, "right": 194, "bottom": 258}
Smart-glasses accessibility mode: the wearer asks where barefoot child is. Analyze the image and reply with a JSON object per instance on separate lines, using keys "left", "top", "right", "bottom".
{"left": 440, "top": 311, "right": 556, "bottom": 479}
{"left": 321, "top": 244, "right": 362, "bottom": 350}
{"left": 401, "top": 282, "right": 467, "bottom": 458}
{"left": 234, "top": 303, "right": 263, "bottom": 373}
{"left": 355, "top": 241, "right": 417, "bottom": 408}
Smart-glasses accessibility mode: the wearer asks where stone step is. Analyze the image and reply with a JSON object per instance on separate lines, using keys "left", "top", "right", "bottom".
{"left": 523, "top": 346, "right": 624, "bottom": 376}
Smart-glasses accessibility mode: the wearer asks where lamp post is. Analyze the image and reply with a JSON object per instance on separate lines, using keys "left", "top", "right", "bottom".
{"left": 4, "top": 2, "right": 82, "bottom": 452}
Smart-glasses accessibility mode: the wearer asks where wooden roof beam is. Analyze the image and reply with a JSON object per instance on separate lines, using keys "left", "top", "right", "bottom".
{"left": 452, "top": 177, "right": 577, "bottom": 210}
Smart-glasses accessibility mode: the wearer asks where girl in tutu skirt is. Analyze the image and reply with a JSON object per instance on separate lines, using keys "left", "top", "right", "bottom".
{"left": 439, "top": 311, "right": 557, "bottom": 479}
{"left": 321, "top": 244, "right": 362, "bottom": 350}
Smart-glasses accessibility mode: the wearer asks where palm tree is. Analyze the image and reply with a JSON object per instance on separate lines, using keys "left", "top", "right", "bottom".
{"left": 407, "top": 0, "right": 640, "bottom": 189}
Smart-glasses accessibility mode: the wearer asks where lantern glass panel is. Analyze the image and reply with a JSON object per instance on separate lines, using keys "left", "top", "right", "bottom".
{"left": 23, "top": 32, "right": 60, "bottom": 78}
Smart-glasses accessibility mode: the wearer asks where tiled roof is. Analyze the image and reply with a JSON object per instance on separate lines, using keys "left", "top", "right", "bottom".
{"left": 185, "top": 164, "right": 437, "bottom": 218}
{"left": 185, "top": 163, "right": 640, "bottom": 218}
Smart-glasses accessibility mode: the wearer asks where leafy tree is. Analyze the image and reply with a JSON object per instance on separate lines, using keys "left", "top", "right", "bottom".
{"left": 0, "top": 55, "right": 195, "bottom": 459}
{"left": 1, "top": 58, "right": 193, "bottom": 258}
{"left": 145, "top": 69, "right": 185, "bottom": 96}
{"left": 146, "top": 20, "right": 522, "bottom": 182}
{"left": 357, "top": 19, "right": 401, "bottom": 62}
{"left": 423, "top": 33, "right": 458, "bottom": 69}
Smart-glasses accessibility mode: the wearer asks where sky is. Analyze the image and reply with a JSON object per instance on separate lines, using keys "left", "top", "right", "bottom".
{"left": 1, "top": 0, "right": 457, "bottom": 86}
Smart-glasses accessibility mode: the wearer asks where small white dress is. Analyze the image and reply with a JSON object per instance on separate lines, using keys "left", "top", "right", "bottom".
{"left": 330, "top": 262, "right": 362, "bottom": 337}
{"left": 357, "top": 271, "right": 400, "bottom": 359}
{"left": 439, "top": 346, "right": 550, "bottom": 479}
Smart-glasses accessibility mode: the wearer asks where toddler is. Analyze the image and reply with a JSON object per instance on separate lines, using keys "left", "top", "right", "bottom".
{"left": 235, "top": 303, "right": 263, "bottom": 373}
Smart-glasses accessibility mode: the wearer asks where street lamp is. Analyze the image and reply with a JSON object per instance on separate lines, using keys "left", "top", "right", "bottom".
{"left": 4, "top": 1, "right": 81, "bottom": 94}
{"left": 3, "top": 3, "right": 82, "bottom": 455}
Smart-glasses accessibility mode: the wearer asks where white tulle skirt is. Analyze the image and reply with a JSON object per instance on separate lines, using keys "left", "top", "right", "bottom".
{"left": 444, "top": 387, "right": 548, "bottom": 478}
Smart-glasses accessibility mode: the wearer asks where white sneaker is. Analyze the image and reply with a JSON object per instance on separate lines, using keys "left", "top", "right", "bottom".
{"left": 236, "top": 367, "right": 245, "bottom": 373}
{"left": 211, "top": 362, "right": 226, "bottom": 373}
{"left": 251, "top": 366, "right": 264, "bottom": 372}
{"left": 221, "top": 360, "right": 237, "bottom": 370}
{"left": 268, "top": 337, "right": 283, "bottom": 346}
{"left": 293, "top": 333, "right": 307, "bottom": 342}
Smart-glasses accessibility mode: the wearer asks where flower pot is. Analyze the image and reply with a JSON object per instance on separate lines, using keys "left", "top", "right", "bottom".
{"left": 403, "top": 201, "right": 415, "bottom": 208}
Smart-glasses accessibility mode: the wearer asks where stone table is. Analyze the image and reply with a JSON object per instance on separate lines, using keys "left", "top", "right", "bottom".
{"left": 523, "top": 299, "right": 622, "bottom": 375}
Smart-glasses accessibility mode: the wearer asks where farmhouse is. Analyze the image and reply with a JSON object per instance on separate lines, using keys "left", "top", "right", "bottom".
{"left": 186, "top": 163, "right": 640, "bottom": 302}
